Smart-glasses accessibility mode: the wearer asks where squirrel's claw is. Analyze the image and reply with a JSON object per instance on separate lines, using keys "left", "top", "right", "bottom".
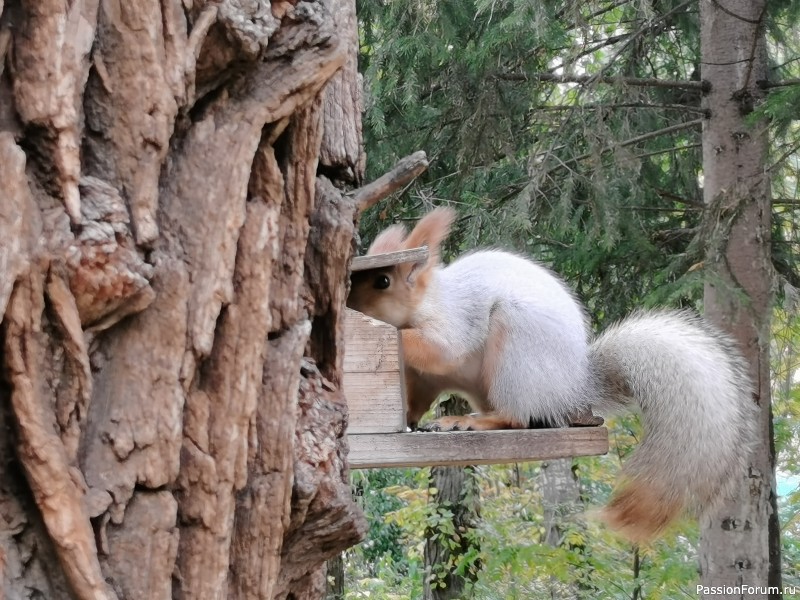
{"left": 417, "top": 421, "right": 442, "bottom": 432}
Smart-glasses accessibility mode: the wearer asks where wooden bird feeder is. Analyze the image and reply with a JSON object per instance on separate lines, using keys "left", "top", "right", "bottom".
{"left": 344, "top": 248, "right": 609, "bottom": 469}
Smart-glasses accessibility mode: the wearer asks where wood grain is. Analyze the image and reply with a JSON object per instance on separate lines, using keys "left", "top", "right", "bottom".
{"left": 348, "top": 428, "right": 609, "bottom": 469}
{"left": 350, "top": 247, "right": 428, "bottom": 271}
{"left": 343, "top": 309, "right": 401, "bottom": 371}
{"left": 343, "top": 309, "right": 406, "bottom": 434}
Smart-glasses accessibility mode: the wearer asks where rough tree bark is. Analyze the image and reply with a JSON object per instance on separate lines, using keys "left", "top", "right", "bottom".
{"left": 699, "top": 0, "right": 780, "bottom": 597}
{"left": 0, "top": 0, "right": 368, "bottom": 598}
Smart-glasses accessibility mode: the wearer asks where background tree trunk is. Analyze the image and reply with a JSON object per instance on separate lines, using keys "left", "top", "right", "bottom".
{"left": 539, "top": 458, "right": 585, "bottom": 598}
{"left": 0, "top": 0, "right": 366, "bottom": 598}
{"left": 699, "top": 0, "right": 780, "bottom": 596}
{"left": 423, "top": 397, "right": 480, "bottom": 600}
{"left": 540, "top": 460, "right": 580, "bottom": 548}
{"left": 325, "top": 554, "right": 345, "bottom": 600}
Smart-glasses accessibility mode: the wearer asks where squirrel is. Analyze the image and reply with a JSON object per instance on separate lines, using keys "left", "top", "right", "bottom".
{"left": 347, "top": 207, "right": 757, "bottom": 542}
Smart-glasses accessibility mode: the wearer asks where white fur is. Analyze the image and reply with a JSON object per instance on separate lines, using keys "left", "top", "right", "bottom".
{"left": 591, "top": 311, "right": 755, "bottom": 513}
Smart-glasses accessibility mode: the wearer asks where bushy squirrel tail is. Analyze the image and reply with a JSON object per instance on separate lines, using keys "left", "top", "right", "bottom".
{"left": 589, "top": 310, "right": 756, "bottom": 542}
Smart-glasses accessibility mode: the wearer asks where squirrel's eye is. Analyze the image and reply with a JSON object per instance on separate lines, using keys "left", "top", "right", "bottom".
{"left": 373, "top": 274, "right": 391, "bottom": 290}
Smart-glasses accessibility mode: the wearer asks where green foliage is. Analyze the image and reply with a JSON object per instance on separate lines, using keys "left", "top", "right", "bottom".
{"left": 772, "top": 310, "right": 800, "bottom": 588}
{"left": 351, "top": 469, "right": 420, "bottom": 569}
{"left": 757, "top": 87, "right": 800, "bottom": 135}
{"left": 346, "top": 459, "right": 704, "bottom": 599}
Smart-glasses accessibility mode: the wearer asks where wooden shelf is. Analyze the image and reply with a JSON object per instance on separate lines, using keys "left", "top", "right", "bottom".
{"left": 348, "top": 427, "right": 609, "bottom": 469}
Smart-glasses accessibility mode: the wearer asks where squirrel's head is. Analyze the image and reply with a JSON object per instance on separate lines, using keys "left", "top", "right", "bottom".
{"left": 347, "top": 207, "right": 455, "bottom": 328}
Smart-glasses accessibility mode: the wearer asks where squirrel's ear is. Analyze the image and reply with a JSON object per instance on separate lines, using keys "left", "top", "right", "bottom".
{"left": 404, "top": 257, "right": 428, "bottom": 284}
{"left": 368, "top": 224, "right": 408, "bottom": 255}
{"left": 400, "top": 207, "right": 455, "bottom": 284}
{"left": 403, "top": 207, "right": 456, "bottom": 263}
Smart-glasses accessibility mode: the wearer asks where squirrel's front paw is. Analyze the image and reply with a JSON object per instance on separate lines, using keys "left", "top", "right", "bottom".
{"left": 418, "top": 416, "right": 473, "bottom": 432}
{"left": 417, "top": 414, "right": 521, "bottom": 431}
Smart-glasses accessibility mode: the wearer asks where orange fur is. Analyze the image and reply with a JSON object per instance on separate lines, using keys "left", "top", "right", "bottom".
{"left": 601, "top": 481, "right": 683, "bottom": 543}
{"left": 349, "top": 206, "right": 754, "bottom": 545}
{"left": 401, "top": 329, "right": 455, "bottom": 375}
{"left": 404, "top": 366, "right": 441, "bottom": 428}
{"left": 369, "top": 225, "right": 408, "bottom": 254}
{"left": 393, "top": 208, "right": 455, "bottom": 287}
{"left": 348, "top": 267, "right": 422, "bottom": 328}
{"left": 481, "top": 315, "right": 508, "bottom": 400}
{"left": 402, "top": 207, "right": 456, "bottom": 262}
{"left": 348, "top": 208, "right": 456, "bottom": 329}
{"left": 422, "top": 414, "right": 525, "bottom": 431}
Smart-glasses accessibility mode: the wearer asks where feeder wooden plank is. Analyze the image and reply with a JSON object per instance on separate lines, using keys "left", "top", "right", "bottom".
{"left": 348, "top": 427, "right": 609, "bottom": 469}
{"left": 343, "top": 373, "right": 407, "bottom": 434}
{"left": 343, "top": 312, "right": 401, "bottom": 373}
{"left": 343, "top": 309, "right": 407, "bottom": 434}
{"left": 350, "top": 247, "right": 428, "bottom": 271}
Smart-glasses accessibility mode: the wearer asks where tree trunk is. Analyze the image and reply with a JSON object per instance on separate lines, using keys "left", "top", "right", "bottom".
{"left": 540, "top": 459, "right": 580, "bottom": 548}
{"left": 539, "top": 458, "right": 584, "bottom": 599}
{"left": 699, "top": 0, "right": 780, "bottom": 597}
{"left": 325, "top": 554, "right": 345, "bottom": 600}
{"left": 0, "top": 1, "right": 366, "bottom": 598}
{"left": 423, "top": 397, "right": 479, "bottom": 600}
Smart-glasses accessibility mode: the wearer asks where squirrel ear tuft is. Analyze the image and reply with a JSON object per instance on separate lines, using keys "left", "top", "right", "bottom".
{"left": 403, "top": 207, "right": 456, "bottom": 262}
{"left": 368, "top": 224, "right": 408, "bottom": 255}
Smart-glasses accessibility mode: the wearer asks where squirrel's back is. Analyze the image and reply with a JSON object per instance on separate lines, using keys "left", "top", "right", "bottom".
{"left": 440, "top": 250, "right": 588, "bottom": 330}
{"left": 435, "top": 250, "right": 593, "bottom": 424}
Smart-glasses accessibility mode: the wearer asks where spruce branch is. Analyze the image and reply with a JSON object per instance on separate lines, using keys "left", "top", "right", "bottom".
{"left": 554, "top": 0, "right": 628, "bottom": 24}
{"left": 633, "top": 142, "right": 702, "bottom": 161}
{"left": 549, "top": 33, "right": 630, "bottom": 70}
{"left": 495, "top": 72, "right": 709, "bottom": 92}
{"left": 768, "top": 141, "right": 800, "bottom": 172}
{"left": 758, "top": 78, "right": 800, "bottom": 89}
{"left": 531, "top": 103, "right": 708, "bottom": 115}
{"left": 541, "top": 119, "right": 704, "bottom": 172}
{"left": 592, "top": 0, "right": 694, "bottom": 80}
{"left": 550, "top": 0, "right": 694, "bottom": 79}
{"left": 773, "top": 198, "right": 800, "bottom": 208}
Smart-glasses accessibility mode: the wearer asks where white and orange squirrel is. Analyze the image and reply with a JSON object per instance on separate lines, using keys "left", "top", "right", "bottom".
{"left": 347, "top": 207, "right": 756, "bottom": 542}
